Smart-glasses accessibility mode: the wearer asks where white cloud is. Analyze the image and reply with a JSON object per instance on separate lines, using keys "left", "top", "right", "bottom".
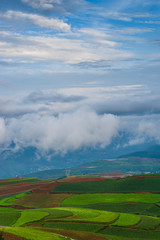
{"left": 2, "top": 108, "right": 119, "bottom": 153}
{"left": 138, "top": 120, "right": 160, "bottom": 142}
{"left": 3, "top": 11, "right": 70, "bottom": 32}
{"left": 0, "top": 118, "right": 6, "bottom": 144}
{"left": 21, "top": 0, "right": 89, "bottom": 14}
{"left": 78, "top": 28, "right": 117, "bottom": 47}
{"left": 98, "top": 10, "right": 152, "bottom": 22}
{"left": 0, "top": 85, "right": 160, "bottom": 152}
{"left": 0, "top": 30, "right": 132, "bottom": 66}
{"left": 22, "top": 0, "right": 61, "bottom": 10}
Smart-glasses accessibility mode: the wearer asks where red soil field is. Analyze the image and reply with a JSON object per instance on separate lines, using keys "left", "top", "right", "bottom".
{"left": 14, "top": 193, "right": 73, "bottom": 208}
{"left": 44, "top": 228, "right": 108, "bottom": 240}
{"left": 32, "top": 181, "right": 62, "bottom": 193}
{"left": 0, "top": 181, "right": 51, "bottom": 197}
{"left": 59, "top": 177, "right": 106, "bottom": 183}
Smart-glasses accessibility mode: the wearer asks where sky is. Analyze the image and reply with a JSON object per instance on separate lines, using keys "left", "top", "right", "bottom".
{"left": 0, "top": 0, "right": 160, "bottom": 154}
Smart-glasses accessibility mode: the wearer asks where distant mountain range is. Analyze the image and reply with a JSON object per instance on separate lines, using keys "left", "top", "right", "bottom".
{"left": 0, "top": 141, "right": 159, "bottom": 179}
{"left": 24, "top": 145, "right": 160, "bottom": 180}
{"left": 119, "top": 145, "right": 160, "bottom": 159}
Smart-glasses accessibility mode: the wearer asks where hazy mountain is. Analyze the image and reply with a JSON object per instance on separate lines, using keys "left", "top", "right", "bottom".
{"left": 0, "top": 138, "right": 154, "bottom": 178}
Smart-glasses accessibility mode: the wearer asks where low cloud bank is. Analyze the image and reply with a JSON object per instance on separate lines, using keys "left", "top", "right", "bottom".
{"left": 0, "top": 108, "right": 119, "bottom": 153}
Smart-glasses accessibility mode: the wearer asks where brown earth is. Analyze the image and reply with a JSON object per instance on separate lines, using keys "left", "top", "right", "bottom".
{"left": 0, "top": 181, "right": 51, "bottom": 197}
{"left": 32, "top": 181, "right": 62, "bottom": 193}
{"left": 40, "top": 228, "right": 108, "bottom": 240}
{"left": 14, "top": 193, "right": 73, "bottom": 208}
{"left": 0, "top": 232, "right": 27, "bottom": 240}
{"left": 59, "top": 177, "right": 106, "bottom": 183}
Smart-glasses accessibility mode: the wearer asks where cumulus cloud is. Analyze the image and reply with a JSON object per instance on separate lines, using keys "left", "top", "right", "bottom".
{"left": 3, "top": 10, "right": 70, "bottom": 31}
{"left": 119, "top": 114, "right": 160, "bottom": 147}
{"left": 138, "top": 120, "right": 160, "bottom": 142}
{"left": 2, "top": 109, "right": 119, "bottom": 153}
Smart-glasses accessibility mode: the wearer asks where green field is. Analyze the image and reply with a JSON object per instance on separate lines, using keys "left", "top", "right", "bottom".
{"left": 52, "top": 207, "right": 119, "bottom": 223}
{"left": 76, "top": 203, "right": 160, "bottom": 216}
{"left": 44, "top": 222, "right": 105, "bottom": 233}
{"left": 52, "top": 176, "right": 160, "bottom": 193}
{"left": 112, "top": 213, "right": 140, "bottom": 227}
{"left": 134, "top": 216, "right": 160, "bottom": 230}
{"left": 13, "top": 210, "right": 49, "bottom": 226}
{"left": 1, "top": 227, "right": 70, "bottom": 240}
{"left": 0, "top": 211, "right": 21, "bottom": 226}
{"left": 99, "top": 226, "right": 160, "bottom": 240}
{"left": 61, "top": 193, "right": 160, "bottom": 205}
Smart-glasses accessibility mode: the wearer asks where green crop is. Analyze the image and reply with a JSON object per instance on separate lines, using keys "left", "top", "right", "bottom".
{"left": 44, "top": 222, "right": 105, "bottom": 233}
{"left": 14, "top": 210, "right": 48, "bottom": 226}
{"left": 134, "top": 216, "right": 160, "bottom": 230}
{"left": 0, "top": 227, "right": 70, "bottom": 240}
{"left": 62, "top": 193, "right": 160, "bottom": 206}
{"left": 0, "top": 211, "right": 21, "bottom": 226}
{"left": 112, "top": 213, "right": 140, "bottom": 227}
{"left": 47, "top": 207, "right": 119, "bottom": 223}
{"left": 52, "top": 176, "right": 160, "bottom": 193}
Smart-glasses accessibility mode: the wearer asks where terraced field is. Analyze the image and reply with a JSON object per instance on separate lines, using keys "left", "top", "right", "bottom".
{"left": 0, "top": 174, "right": 160, "bottom": 239}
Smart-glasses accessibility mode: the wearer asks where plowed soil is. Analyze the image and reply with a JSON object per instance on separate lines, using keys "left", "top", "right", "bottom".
{"left": 14, "top": 193, "right": 73, "bottom": 208}
{"left": 41, "top": 228, "right": 108, "bottom": 240}
{"left": 0, "top": 181, "right": 50, "bottom": 197}
{"left": 32, "top": 181, "right": 62, "bottom": 193}
{"left": 59, "top": 177, "right": 106, "bottom": 183}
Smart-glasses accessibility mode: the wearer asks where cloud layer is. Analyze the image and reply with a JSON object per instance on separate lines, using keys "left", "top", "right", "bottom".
{"left": 0, "top": 109, "right": 119, "bottom": 153}
{"left": 0, "top": 85, "right": 160, "bottom": 154}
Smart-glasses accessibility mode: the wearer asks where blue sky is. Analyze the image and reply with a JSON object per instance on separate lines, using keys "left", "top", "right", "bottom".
{"left": 0, "top": 0, "right": 160, "bottom": 154}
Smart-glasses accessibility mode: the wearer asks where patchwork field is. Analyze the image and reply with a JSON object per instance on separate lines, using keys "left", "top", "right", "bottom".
{"left": 0, "top": 174, "right": 160, "bottom": 239}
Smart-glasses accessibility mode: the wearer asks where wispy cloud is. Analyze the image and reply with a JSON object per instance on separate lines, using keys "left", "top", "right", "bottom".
{"left": 21, "top": 0, "right": 89, "bottom": 14}
{"left": 0, "top": 30, "right": 133, "bottom": 68}
{"left": 22, "top": 0, "right": 61, "bottom": 10}
{"left": 2, "top": 10, "right": 71, "bottom": 31}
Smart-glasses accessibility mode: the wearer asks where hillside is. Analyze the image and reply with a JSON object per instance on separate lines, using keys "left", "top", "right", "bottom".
{"left": 119, "top": 145, "right": 160, "bottom": 159}
{"left": 24, "top": 156, "right": 160, "bottom": 180}
{"left": 0, "top": 174, "right": 160, "bottom": 239}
